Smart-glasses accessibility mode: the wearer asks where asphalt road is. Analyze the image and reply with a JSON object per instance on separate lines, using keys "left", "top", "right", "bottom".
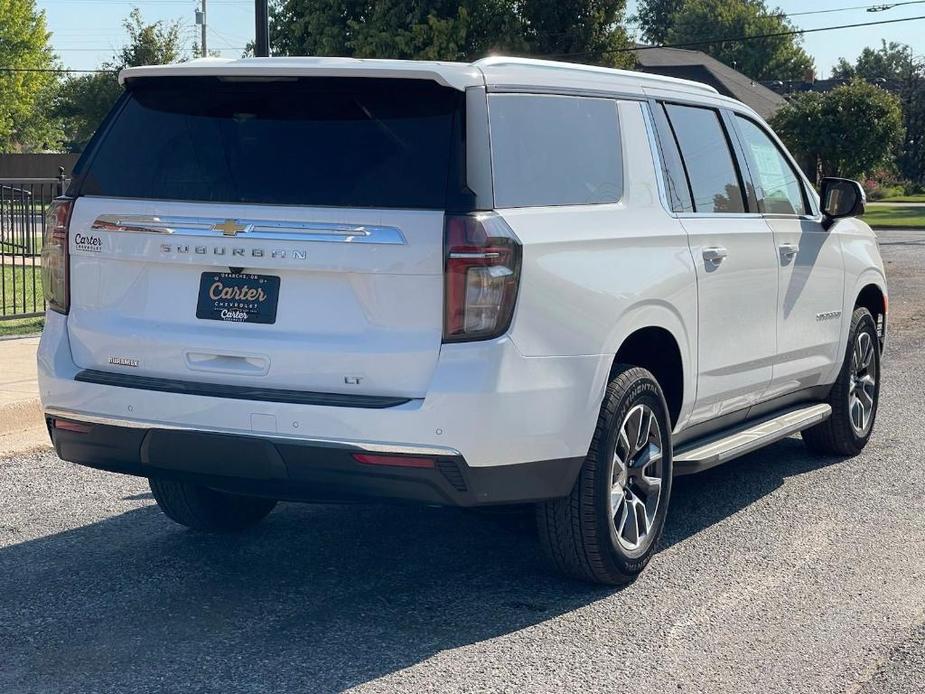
{"left": 2, "top": 230, "right": 924, "bottom": 694}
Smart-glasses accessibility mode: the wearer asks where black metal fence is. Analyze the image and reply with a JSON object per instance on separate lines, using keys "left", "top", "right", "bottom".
{"left": 0, "top": 172, "right": 67, "bottom": 321}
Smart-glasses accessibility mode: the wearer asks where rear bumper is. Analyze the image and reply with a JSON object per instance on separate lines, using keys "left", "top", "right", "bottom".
{"left": 39, "top": 310, "right": 610, "bottom": 469}
{"left": 47, "top": 416, "right": 583, "bottom": 507}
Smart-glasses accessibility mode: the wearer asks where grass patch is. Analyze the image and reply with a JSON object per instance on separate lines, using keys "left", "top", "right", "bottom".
{"left": 0, "top": 239, "right": 42, "bottom": 255}
{"left": 861, "top": 205, "right": 925, "bottom": 229}
{"left": 0, "top": 264, "right": 44, "bottom": 318}
{"left": 878, "top": 194, "right": 925, "bottom": 203}
{"left": 0, "top": 315, "right": 44, "bottom": 337}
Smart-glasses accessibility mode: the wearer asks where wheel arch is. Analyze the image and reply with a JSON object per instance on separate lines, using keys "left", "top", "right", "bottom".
{"left": 611, "top": 325, "right": 686, "bottom": 429}
{"left": 854, "top": 280, "right": 887, "bottom": 351}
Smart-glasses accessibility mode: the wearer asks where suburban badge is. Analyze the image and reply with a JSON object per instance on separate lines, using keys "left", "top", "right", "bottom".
{"left": 108, "top": 356, "right": 139, "bottom": 368}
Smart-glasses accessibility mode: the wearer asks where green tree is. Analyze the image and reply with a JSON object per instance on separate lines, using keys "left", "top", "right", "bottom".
{"left": 832, "top": 41, "right": 925, "bottom": 185}
{"left": 635, "top": 0, "right": 686, "bottom": 44}
{"left": 0, "top": 0, "right": 59, "bottom": 152}
{"left": 53, "top": 72, "right": 122, "bottom": 152}
{"left": 520, "top": 1, "right": 633, "bottom": 66}
{"left": 901, "top": 79, "right": 925, "bottom": 184}
{"left": 832, "top": 41, "right": 916, "bottom": 83}
{"left": 53, "top": 10, "right": 184, "bottom": 152}
{"left": 269, "top": 0, "right": 633, "bottom": 68}
{"left": 116, "top": 8, "right": 183, "bottom": 68}
{"left": 771, "top": 80, "right": 904, "bottom": 182}
{"left": 666, "top": 0, "right": 813, "bottom": 81}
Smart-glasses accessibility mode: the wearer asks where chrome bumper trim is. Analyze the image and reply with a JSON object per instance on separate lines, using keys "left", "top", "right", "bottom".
{"left": 43, "top": 407, "right": 462, "bottom": 458}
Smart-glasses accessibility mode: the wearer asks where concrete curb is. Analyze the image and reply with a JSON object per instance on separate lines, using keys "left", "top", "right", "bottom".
{"left": 0, "top": 398, "right": 50, "bottom": 458}
{"left": 0, "top": 398, "right": 44, "bottom": 436}
{"left": 0, "top": 332, "right": 43, "bottom": 342}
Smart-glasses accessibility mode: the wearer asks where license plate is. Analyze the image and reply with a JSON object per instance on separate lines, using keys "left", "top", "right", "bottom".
{"left": 196, "top": 272, "right": 280, "bottom": 324}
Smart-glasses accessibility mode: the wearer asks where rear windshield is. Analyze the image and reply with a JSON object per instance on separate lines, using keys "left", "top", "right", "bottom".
{"left": 75, "top": 77, "right": 464, "bottom": 209}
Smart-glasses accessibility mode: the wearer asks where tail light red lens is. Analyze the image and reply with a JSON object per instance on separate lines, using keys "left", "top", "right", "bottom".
{"left": 52, "top": 419, "right": 93, "bottom": 434}
{"left": 444, "top": 213, "right": 521, "bottom": 342}
{"left": 353, "top": 453, "right": 436, "bottom": 469}
{"left": 41, "top": 198, "right": 73, "bottom": 314}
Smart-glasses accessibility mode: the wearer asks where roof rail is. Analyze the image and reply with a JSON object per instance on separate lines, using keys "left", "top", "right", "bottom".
{"left": 472, "top": 56, "right": 720, "bottom": 95}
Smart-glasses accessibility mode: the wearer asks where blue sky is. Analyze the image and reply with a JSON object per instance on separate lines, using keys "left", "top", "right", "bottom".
{"left": 38, "top": 0, "right": 925, "bottom": 76}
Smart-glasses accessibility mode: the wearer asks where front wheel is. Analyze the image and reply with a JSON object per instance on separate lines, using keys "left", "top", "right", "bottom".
{"left": 537, "top": 365, "right": 673, "bottom": 585}
{"left": 803, "top": 307, "right": 881, "bottom": 456}
{"left": 149, "top": 477, "right": 277, "bottom": 532}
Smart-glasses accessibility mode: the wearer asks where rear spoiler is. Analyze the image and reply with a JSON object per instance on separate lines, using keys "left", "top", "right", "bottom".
{"left": 119, "top": 58, "right": 484, "bottom": 92}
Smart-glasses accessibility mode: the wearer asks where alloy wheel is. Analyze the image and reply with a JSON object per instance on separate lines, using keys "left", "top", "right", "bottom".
{"left": 848, "top": 330, "right": 877, "bottom": 436}
{"left": 610, "top": 404, "right": 664, "bottom": 552}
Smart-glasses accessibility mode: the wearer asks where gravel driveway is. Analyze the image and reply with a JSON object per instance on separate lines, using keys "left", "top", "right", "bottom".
{"left": 1, "top": 230, "right": 923, "bottom": 694}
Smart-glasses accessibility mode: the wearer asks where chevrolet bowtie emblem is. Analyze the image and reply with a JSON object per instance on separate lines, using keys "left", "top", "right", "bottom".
{"left": 212, "top": 219, "right": 248, "bottom": 236}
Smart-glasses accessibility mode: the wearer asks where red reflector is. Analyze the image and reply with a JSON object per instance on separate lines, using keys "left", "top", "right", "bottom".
{"left": 53, "top": 419, "right": 93, "bottom": 434}
{"left": 353, "top": 453, "right": 436, "bottom": 469}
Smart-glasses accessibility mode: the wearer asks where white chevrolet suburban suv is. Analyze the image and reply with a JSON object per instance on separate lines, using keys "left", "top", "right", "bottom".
{"left": 39, "top": 57, "right": 887, "bottom": 585}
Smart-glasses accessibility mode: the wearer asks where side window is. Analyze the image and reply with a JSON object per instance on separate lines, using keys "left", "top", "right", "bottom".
{"left": 664, "top": 104, "right": 746, "bottom": 214}
{"left": 489, "top": 94, "right": 623, "bottom": 208}
{"left": 649, "top": 102, "right": 694, "bottom": 213}
{"left": 734, "top": 116, "right": 808, "bottom": 216}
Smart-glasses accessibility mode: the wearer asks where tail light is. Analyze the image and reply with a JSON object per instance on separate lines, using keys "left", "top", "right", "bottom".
{"left": 41, "top": 198, "right": 73, "bottom": 314}
{"left": 444, "top": 212, "right": 521, "bottom": 342}
{"left": 353, "top": 453, "right": 436, "bottom": 469}
{"left": 52, "top": 419, "right": 93, "bottom": 434}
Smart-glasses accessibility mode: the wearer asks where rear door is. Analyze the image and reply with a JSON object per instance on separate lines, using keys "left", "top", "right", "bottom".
{"left": 654, "top": 102, "right": 778, "bottom": 426}
{"left": 66, "top": 76, "right": 466, "bottom": 398}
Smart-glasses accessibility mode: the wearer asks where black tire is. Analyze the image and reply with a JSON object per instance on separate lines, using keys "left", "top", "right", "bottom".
{"left": 803, "top": 307, "right": 881, "bottom": 456}
{"left": 536, "top": 365, "right": 673, "bottom": 585}
{"left": 149, "top": 477, "right": 277, "bottom": 532}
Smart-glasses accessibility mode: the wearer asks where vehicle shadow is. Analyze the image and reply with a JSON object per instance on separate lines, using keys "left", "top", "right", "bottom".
{"left": 663, "top": 436, "right": 844, "bottom": 549}
{"left": 0, "top": 436, "right": 844, "bottom": 692}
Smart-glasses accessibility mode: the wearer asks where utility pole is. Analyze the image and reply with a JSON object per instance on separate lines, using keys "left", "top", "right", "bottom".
{"left": 195, "top": 0, "right": 207, "bottom": 57}
{"left": 255, "top": 0, "right": 270, "bottom": 57}
{"left": 201, "top": 0, "right": 208, "bottom": 57}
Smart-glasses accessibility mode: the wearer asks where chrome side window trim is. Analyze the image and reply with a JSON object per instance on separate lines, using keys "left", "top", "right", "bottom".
{"left": 91, "top": 214, "right": 407, "bottom": 245}
{"left": 640, "top": 101, "right": 677, "bottom": 218}
{"left": 484, "top": 84, "right": 646, "bottom": 101}
{"left": 676, "top": 212, "right": 764, "bottom": 220}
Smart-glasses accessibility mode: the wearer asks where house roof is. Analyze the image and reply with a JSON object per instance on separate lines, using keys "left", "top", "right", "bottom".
{"left": 634, "top": 46, "right": 787, "bottom": 118}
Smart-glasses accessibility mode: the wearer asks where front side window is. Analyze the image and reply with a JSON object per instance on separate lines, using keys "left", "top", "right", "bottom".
{"left": 735, "top": 116, "right": 808, "bottom": 216}
{"left": 664, "top": 104, "right": 746, "bottom": 214}
{"left": 489, "top": 94, "right": 623, "bottom": 208}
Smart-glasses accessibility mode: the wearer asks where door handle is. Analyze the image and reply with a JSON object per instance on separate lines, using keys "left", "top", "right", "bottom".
{"left": 702, "top": 246, "right": 728, "bottom": 265}
{"left": 779, "top": 243, "right": 799, "bottom": 259}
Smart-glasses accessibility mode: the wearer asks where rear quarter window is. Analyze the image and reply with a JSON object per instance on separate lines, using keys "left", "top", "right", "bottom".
{"left": 488, "top": 94, "right": 623, "bottom": 208}
{"left": 76, "top": 77, "right": 464, "bottom": 210}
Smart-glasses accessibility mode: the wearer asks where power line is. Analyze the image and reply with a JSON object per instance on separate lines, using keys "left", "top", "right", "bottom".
{"left": 554, "top": 13, "right": 925, "bottom": 59}
{"left": 0, "top": 67, "right": 116, "bottom": 73}
{"left": 785, "top": 0, "right": 925, "bottom": 17}
{"left": 41, "top": 0, "right": 925, "bottom": 56}
{"left": 6, "top": 8, "right": 925, "bottom": 73}
{"left": 40, "top": 0, "right": 249, "bottom": 4}
{"left": 52, "top": 46, "right": 246, "bottom": 51}
{"left": 624, "top": 0, "right": 925, "bottom": 26}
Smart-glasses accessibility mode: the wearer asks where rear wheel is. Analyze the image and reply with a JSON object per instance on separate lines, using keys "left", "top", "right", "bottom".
{"left": 149, "top": 477, "right": 277, "bottom": 532}
{"left": 803, "top": 307, "right": 881, "bottom": 456}
{"left": 537, "top": 365, "right": 673, "bottom": 585}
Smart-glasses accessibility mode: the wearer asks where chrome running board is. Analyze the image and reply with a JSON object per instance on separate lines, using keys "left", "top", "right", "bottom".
{"left": 673, "top": 403, "right": 832, "bottom": 475}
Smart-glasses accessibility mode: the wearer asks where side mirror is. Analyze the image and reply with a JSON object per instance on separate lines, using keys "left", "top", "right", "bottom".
{"left": 820, "top": 177, "right": 866, "bottom": 229}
